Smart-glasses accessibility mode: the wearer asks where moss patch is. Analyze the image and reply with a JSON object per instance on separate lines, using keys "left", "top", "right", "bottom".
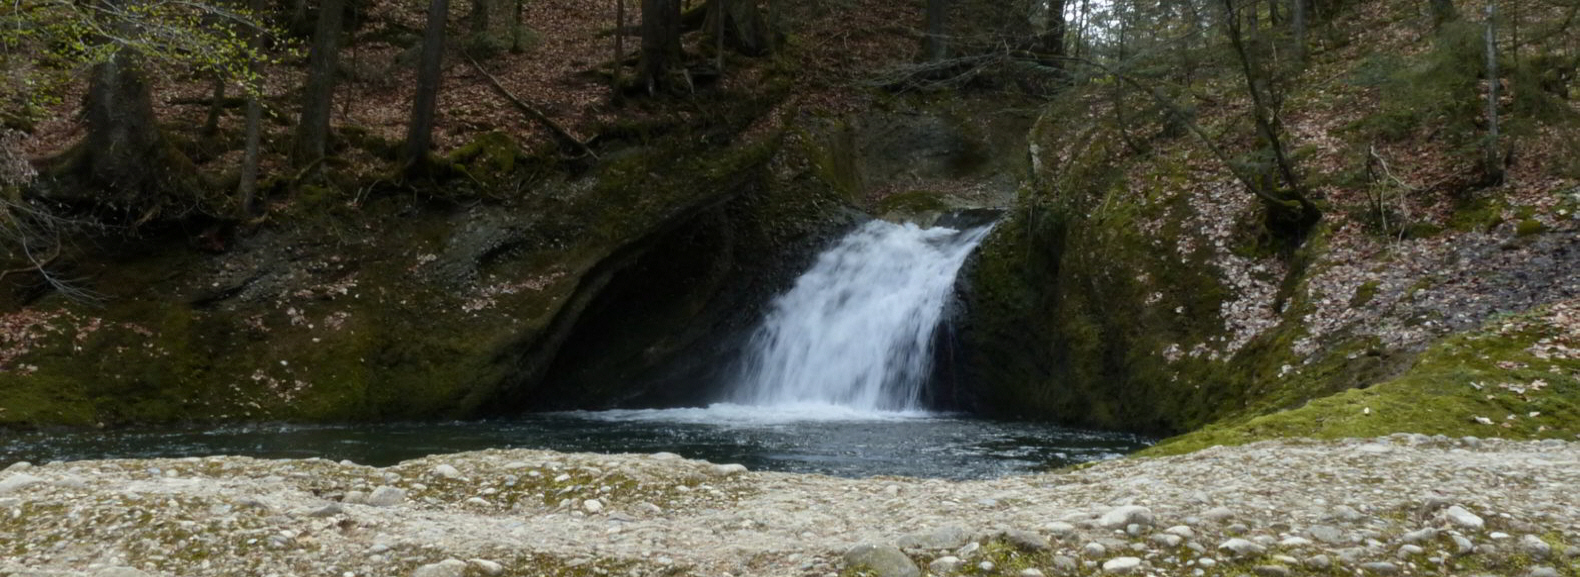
{"left": 1146, "top": 302, "right": 1580, "bottom": 455}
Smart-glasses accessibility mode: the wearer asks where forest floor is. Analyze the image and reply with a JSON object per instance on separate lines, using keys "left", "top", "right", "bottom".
{"left": 2, "top": 436, "right": 1579, "bottom": 577}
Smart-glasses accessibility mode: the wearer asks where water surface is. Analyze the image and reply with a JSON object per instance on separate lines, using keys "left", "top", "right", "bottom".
{"left": 0, "top": 406, "right": 1149, "bottom": 480}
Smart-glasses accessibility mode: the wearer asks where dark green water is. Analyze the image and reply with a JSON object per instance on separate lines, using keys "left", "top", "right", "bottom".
{"left": 0, "top": 406, "right": 1150, "bottom": 480}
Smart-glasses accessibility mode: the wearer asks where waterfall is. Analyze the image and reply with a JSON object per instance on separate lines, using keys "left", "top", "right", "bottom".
{"left": 729, "top": 219, "right": 993, "bottom": 413}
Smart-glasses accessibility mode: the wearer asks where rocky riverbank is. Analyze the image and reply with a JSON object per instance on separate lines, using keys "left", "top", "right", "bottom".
{"left": 3, "top": 436, "right": 1578, "bottom": 577}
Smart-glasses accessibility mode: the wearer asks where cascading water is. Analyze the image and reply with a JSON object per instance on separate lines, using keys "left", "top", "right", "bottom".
{"left": 729, "top": 219, "right": 994, "bottom": 413}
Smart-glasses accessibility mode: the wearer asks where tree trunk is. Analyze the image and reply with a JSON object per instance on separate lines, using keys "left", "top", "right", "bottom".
{"left": 1041, "top": 0, "right": 1067, "bottom": 63}
{"left": 469, "top": 0, "right": 521, "bottom": 56}
{"left": 640, "top": 0, "right": 683, "bottom": 94}
{"left": 293, "top": 0, "right": 347, "bottom": 169}
{"left": 1483, "top": 1, "right": 1504, "bottom": 183}
{"left": 238, "top": 0, "right": 267, "bottom": 217}
{"left": 612, "top": 0, "right": 625, "bottom": 94}
{"left": 66, "top": 46, "right": 198, "bottom": 219}
{"left": 924, "top": 0, "right": 947, "bottom": 62}
{"left": 405, "top": 0, "right": 451, "bottom": 172}
{"left": 1430, "top": 0, "right": 1459, "bottom": 29}
{"left": 1291, "top": 0, "right": 1308, "bottom": 62}
{"left": 203, "top": 75, "right": 227, "bottom": 138}
{"left": 704, "top": 0, "right": 768, "bottom": 56}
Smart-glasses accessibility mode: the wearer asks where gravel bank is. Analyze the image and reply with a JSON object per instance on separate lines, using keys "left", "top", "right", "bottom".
{"left": 2, "top": 435, "right": 1578, "bottom": 577}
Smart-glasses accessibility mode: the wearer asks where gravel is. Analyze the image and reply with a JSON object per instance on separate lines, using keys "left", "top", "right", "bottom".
{"left": 0, "top": 436, "right": 1577, "bottom": 577}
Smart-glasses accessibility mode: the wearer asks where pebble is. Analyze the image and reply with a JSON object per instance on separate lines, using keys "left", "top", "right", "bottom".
{"left": 1051, "top": 555, "right": 1079, "bottom": 573}
{"left": 1359, "top": 561, "right": 1400, "bottom": 575}
{"left": 1308, "top": 524, "right": 1346, "bottom": 544}
{"left": 366, "top": 486, "right": 406, "bottom": 507}
{"left": 1527, "top": 567, "right": 1561, "bottom": 577}
{"left": 0, "top": 474, "right": 44, "bottom": 496}
{"left": 1397, "top": 544, "right": 1424, "bottom": 557}
{"left": 1003, "top": 529, "right": 1050, "bottom": 552}
{"left": 1252, "top": 566, "right": 1290, "bottom": 577}
{"left": 1452, "top": 534, "right": 1475, "bottom": 554}
{"left": 306, "top": 503, "right": 344, "bottom": 518}
{"left": 411, "top": 558, "right": 468, "bottom": 577}
{"left": 1101, "top": 557, "right": 1141, "bottom": 574}
{"left": 898, "top": 526, "right": 970, "bottom": 550}
{"left": 1202, "top": 507, "right": 1235, "bottom": 522}
{"left": 1278, "top": 536, "right": 1311, "bottom": 547}
{"left": 1164, "top": 525, "right": 1195, "bottom": 539}
{"left": 1081, "top": 542, "right": 1107, "bottom": 557}
{"left": 1305, "top": 554, "right": 1331, "bottom": 569}
{"left": 1044, "top": 521, "right": 1076, "bottom": 538}
{"left": 1401, "top": 528, "right": 1438, "bottom": 543}
{"left": 468, "top": 559, "right": 504, "bottom": 575}
{"left": 1019, "top": 569, "right": 1045, "bottom": 577}
{"left": 1443, "top": 505, "right": 1485, "bottom": 530}
{"left": 1520, "top": 534, "right": 1551, "bottom": 558}
{"left": 927, "top": 555, "right": 963, "bottom": 574}
{"left": 843, "top": 544, "right": 919, "bottom": 577}
{"left": 432, "top": 464, "right": 461, "bottom": 479}
{"left": 711, "top": 464, "right": 748, "bottom": 477}
{"left": 1098, "top": 505, "right": 1154, "bottom": 529}
{"left": 1219, "top": 537, "right": 1266, "bottom": 557}
{"left": 583, "top": 499, "right": 604, "bottom": 514}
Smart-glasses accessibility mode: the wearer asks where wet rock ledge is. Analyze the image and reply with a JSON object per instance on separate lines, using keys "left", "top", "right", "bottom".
{"left": 2, "top": 436, "right": 1578, "bottom": 577}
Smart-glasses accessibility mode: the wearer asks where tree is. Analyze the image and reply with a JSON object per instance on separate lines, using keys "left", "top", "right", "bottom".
{"left": 238, "top": 0, "right": 268, "bottom": 216}
{"left": 925, "top": 0, "right": 947, "bottom": 61}
{"left": 1221, "top": 0, "right": 1319, "bottom": 241}
{"left": 468, "top": 0, "right": 527, "bottom": 56}
{"left": 1482, "top": 1, "right": 1504, "bottom": 184}
{"left": 704, "top": 0, "right": 768, "bottom": 56}
{"left": 639, "top": 0, "right": 683, "bottom": 93}
{"left": 293, "top": 0, "right": 347, "bottom": 169}
{"left": 404, "top": 0, "right": 450, "bottom": 172}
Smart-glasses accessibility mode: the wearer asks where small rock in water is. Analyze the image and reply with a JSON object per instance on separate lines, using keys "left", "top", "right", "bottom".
{"left": 366, "top": 486, "right": 406, "bottom": 507}
{"left": 411, "top": 558, "right": 468, "bottom": 577}
{"left": 1102, "top": 557, "right": 1141, "bottom": 574}
{"left": 843, "top": 544, "right": 920, "bottom": 577}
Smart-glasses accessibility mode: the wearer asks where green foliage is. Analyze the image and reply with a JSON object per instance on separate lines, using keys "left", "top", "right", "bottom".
{"left": 1349, "top": 23, "right": 1484, "bottom": 144}
{"left": 0, "top": 0, "right": 295, "bottom": 126}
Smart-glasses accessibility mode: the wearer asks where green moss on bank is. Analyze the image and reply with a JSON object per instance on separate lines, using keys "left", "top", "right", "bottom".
{"left": 1146, "top": 303, "right": 1580, "bottom": 455}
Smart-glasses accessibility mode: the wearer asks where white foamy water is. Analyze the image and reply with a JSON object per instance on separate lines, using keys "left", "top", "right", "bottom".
{"left": 726, "top": 220, "right": 993, "bottom": 414}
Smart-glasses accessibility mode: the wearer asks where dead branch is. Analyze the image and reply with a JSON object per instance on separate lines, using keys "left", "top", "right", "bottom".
{"left": 467, "top": 55, "right": 599, "bottom": 160}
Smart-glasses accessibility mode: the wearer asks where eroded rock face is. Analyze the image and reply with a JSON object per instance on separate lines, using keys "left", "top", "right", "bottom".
{"left": 0, "top": 121, "right": 855, "bottom": 427}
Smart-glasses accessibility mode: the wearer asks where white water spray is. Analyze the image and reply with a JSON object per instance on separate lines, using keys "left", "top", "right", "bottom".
{"left": 729, "top": 220, "right": 993, "bottom": 413}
